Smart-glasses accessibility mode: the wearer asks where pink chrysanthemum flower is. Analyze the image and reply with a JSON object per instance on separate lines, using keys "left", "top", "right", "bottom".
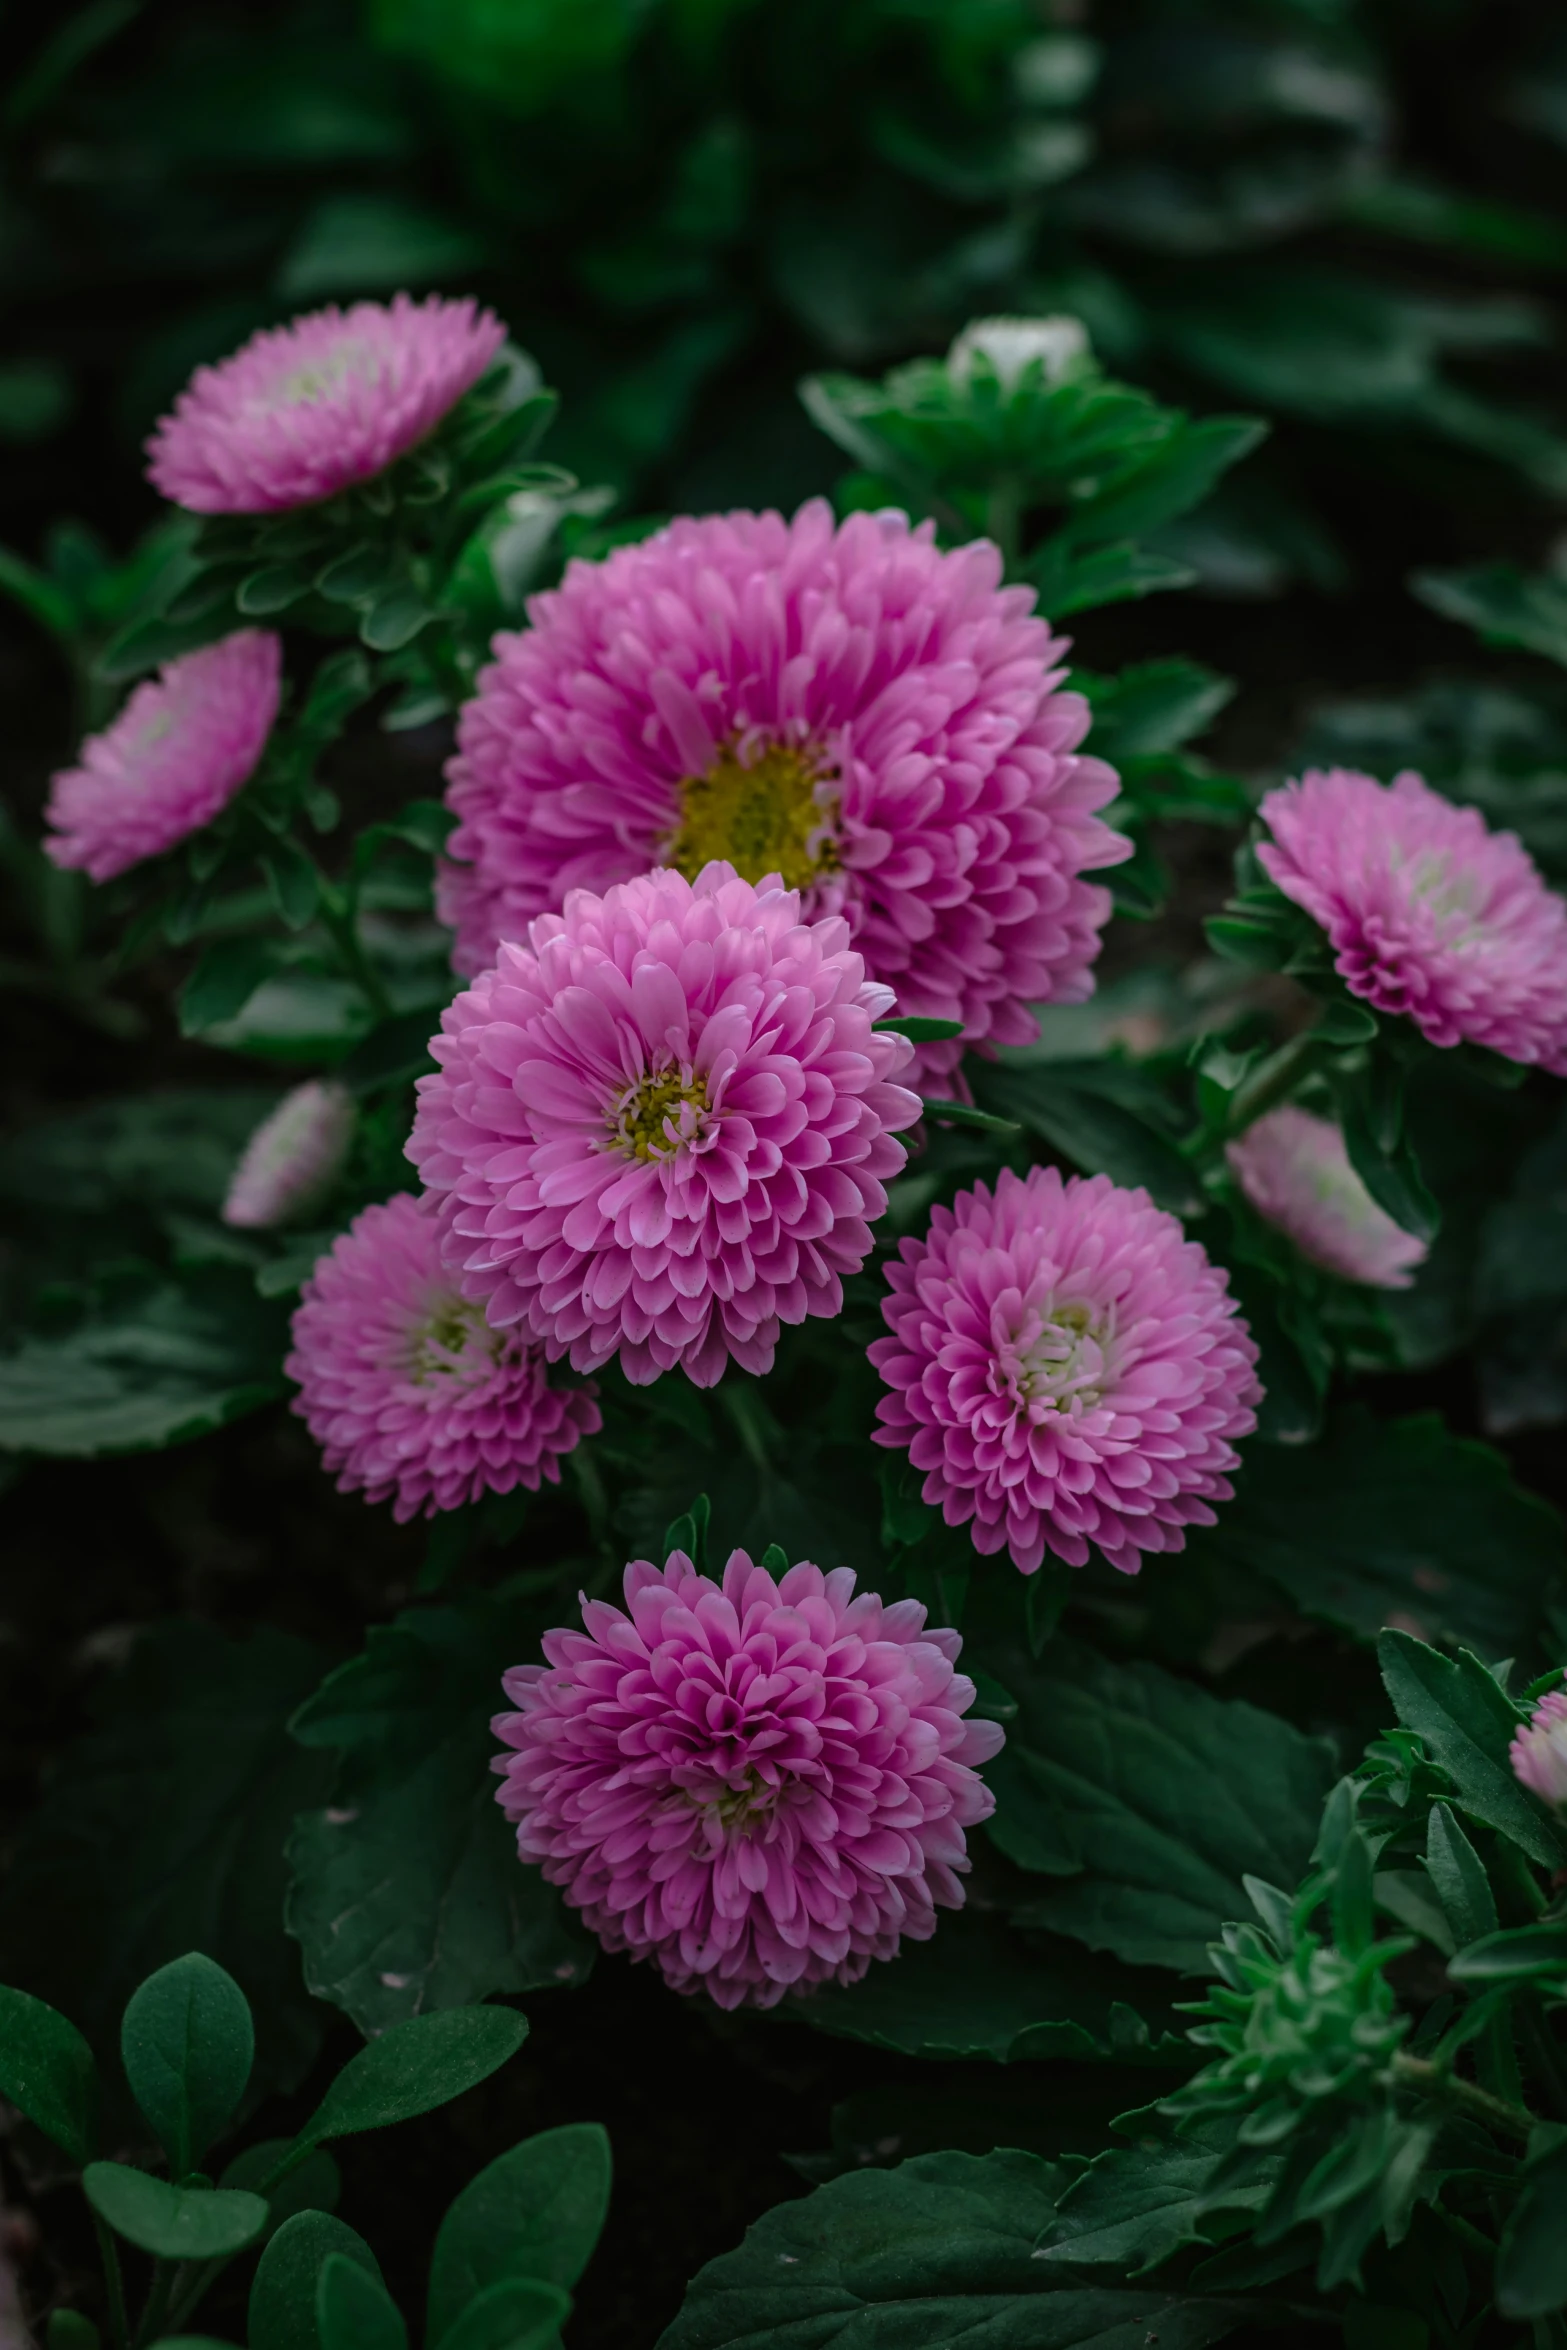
{"left": 439, "top": 501, "right": 1129, "bottom": 1092}
{"left": 1226, "top": 1106, "right": 1427, "bottom": 1291}
{"left": 1511, "top": 1690, "right": 1567, "bottom": 1811}
{"left": 44, "top": 630, "right": 281, "bottom": 881}
{"left": 407, "top": 860, "right": 920, "bottom": 1388}
{"left": 493, "top": 1545, "right": 1003, "bottom": 2009}
{"left": 1257, "top": 767, "right": 1567, "bottom": 1073}
{"left": 870, "top": 1165, "right": 1261, "bottom": 1577}
{"left": 146, "top": 295, "right": 506, "bottom": 514}
{"left": 285, "top": 1192, "right": 599, "bottom": 1522}
{"left": 223, "top": 1080, "right": 355, "bottom": 1230}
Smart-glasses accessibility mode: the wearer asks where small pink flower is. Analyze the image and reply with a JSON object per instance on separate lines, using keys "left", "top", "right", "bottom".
{"left": 146, "top": 295, "right": 506, "bottom": 514}
{"left": 870, "top": 1164, "right": 1261, "bottom": 1577}
{"left": 44, "top": 630, "right": 281, "bottom": 881}
{"left": 1511, "top": 1690, "right": 1567, "bottom": 1810}
{"left": 223, "top": 1081, "right": 355, "bottom": 1230}
{"left": 1257, "top": 767, "right": 1567, "bottom": 1073}
{"left": 1226, "top": 1106, "right": 1427, "bottom": 1290}
{"left": 493, "top": 1546, "right": 1003, "bottom": 2009}
{"left": 407, "top": 860, "right": 920, "bottom": 1388}
{"left": 286, "top": 1192, "right": 599, "bottom": 1523}
{"left": 439, "top": 501, "right": 1129, "bottom": 1092}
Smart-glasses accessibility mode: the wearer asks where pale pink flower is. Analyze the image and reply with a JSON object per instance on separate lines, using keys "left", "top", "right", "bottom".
{"left": 493, "top": 1546, "right": 1003, "bottom": 2008}
{"left": 146, "top": 295, "right": 506, "bottom": 513}
{"left": 44, "top": 630, "right": 281, "bottom": 881}
{"left": 407, "top": 860, "right": 920, "bottom": 1388}
{"left": 1257, "top": 767, "right": 1567, "bottom": 1073}
{"left": 1511, "top": 1690, "right": 1567, "bottom": 1811}
{"left": 870, "top": 1164, "right": 1261, "bottom": 1576}
{"left": 439, "top": 501, "right": 1128, "bottom": 1092}
{"left": 223, "top": 1081, "right": 355, "bottom": 1229}
{"left": 285, "top": 1192, "right": 599, "bottom": 1522}
{"left": 1226, "top": 1105, "right": 1427, "bottom": 1290}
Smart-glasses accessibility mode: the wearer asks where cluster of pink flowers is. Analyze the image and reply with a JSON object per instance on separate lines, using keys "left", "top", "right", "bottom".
{"left": 1258, "top": 766, "right": 1567, "bottom": 1073}
{"left": 285, "top": 1193, "right": 599, "bottom": 1523}
{"left": 439, "top": 499, "right": 1129, "bottom": 1095}
{"left": 1226, "top": 1105, "right": 1427, "bottom": 1290}
{"left": 407, "top": 861, "right": 920, "bottom": 1387}
{"left": 870, "top": 1164, "right": 1261, "bottom": 1577}
{"left": 493, "top": 1545, "right": 1002, "bottom": 2007}
{"left": 45, "top": 630, "right": 281, "bottom": 882}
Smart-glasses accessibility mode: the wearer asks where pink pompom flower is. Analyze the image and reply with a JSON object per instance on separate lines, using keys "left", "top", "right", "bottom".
{"left": 223, "top": 1081, "right": 355, "bottom": 1230}
{"left": 870, "top": 1165, "right": 1261, "bottom": 1577}
{"left": 286, "top": 1192, "right": 599, "bottom": 1522}
{"left": 1511, "top": 1690, "right": 1567, "bottom": 1811}
{"left": 146, "top": 295, "right": 506, "bottom": 514}
{"left": 1226, "top": 1105, "right": 1427, "bottom": 1291}
{"left": 1257, "top": 767, "right": 1567, "bottom": 1074}
{"left": 439, "top": 500, "right": 1129, "bottom": 1093}
{"left": 407, "top": 860, "right": 920, "bottom": 1388}
{"left": 44, "top": 630, "right": 281, "bottom": 882}
{"left": 493, "top": 1545, "right": 1003, "bottom": 2008}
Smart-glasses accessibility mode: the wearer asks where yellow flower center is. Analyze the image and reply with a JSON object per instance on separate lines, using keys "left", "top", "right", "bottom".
{"left": 408, "top": 1295, "right": 505, "bottom": 1385}
{"left": 666, "top": 741, "right": 840, "bottom": 892}
{"left": 1019, "top": 1300, "right": 1111, "bottom": 1412}
{"left": 610, "top": 1067, "right": 710, "bottom": 1160}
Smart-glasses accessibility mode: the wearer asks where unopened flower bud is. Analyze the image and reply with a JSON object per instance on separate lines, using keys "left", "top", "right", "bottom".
{"left": 1511, "top": 1690, "right": 1567, "bottom": 1810}
{"left": 223, "top": 1080, "right": 355, "bottom": 1229}
{"left": 946, "top": 314, "right": 1090, "bottom": 393}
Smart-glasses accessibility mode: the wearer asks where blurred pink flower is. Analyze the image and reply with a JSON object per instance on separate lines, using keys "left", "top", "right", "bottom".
{"left": 1226, "top": 1105, "right": 1427, "bottom": 1290}
{"left": 439, "top": 501, "right": 1128, "bottom": 1092}
{"left": 871, "top": 1164, "right": 1261, "bottom": 1576}
{"left": 407, "top": 860, "right": 920, "bottom": 1387}
{"left": 286, "top": 1192, "right": 598, "bottom": 1522}
{"left": 223, "top": 1081, "right": 355, "bottom": 1229}
{"left": 146, "top": 295, "right": 505, "bottom": 513}
{"left": 44, "top": 630, "right": 281, "bottom": 881}
{"left": 1258, "top": 766, "right": 1567, "bottom": 1073}
{"left": 1511, "top": 1689, "right": 1567, "bottom": 1811}
{"left": 493, "top": 1545, "right": 1003, "bottom": 2008}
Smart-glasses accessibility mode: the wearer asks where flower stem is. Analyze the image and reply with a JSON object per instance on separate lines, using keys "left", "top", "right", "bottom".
{"left": 1223, "top": 1028, "right": 1322, "bottom": 1138}
{"left": 92, "top": 2212, "right": 130, "bottom": 2350}
{"left": 1390, "top": 2051, "right": 1536, "bottom": 2140}
{"left": 316, "top": 876, "right": 392, "bottom": 1018}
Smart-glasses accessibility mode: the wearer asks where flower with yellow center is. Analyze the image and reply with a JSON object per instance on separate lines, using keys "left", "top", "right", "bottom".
{"left": 610, "top": 1066, "right": 711, "bottom": 1161}
{"left": 666, "top": 741, "right": 840, "bottom": 894}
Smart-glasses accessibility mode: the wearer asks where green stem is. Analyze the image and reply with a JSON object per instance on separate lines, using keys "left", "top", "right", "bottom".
{"left": 316, "top": 877, "right": 392, "bottom": 1019}
{"left": 1434, "top": 2207, "right": 1498, "bottom": 2262}
{"left": 158, "top": 2254, "right": 230, "bottom": 2340}
{"left": 984, "top": 479, "right": 1023, "bottom": 576}
{"left": 133, "top": 2259, "right": 174, "bottom": 2350}
{"left": 92, "top": 2213, "right": 130, "bottom": 2350}
{"left": 1391, "top": 2052, "right": 1536, "bottom": 2141}
{"left": 1224, "top": 1028, "right": 1323, "bottom": 1138}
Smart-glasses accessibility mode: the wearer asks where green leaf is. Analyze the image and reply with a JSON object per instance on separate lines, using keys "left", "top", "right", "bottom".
{"left": 987, "top": 1638, "right": 1336, "bottom": 1974}
{"left": 433, "top": 2281, "right": 570, "bottom": 2350}
{"left": 1448, "top": 1920, "right": 1567, "bottom": 1995}
{"left": 1379, "top": 1632, "right": 1567, "bottom": 1869}
{"left": 1183, "top": 1410, "right": 1562, "bottom": 1657}
{"left": 251, "top": 2213, "right": 383, "bottom": 2350}
{"left": 179, "top": 939, "right": 284, "bottom": 1038}
{"left": 874, "top": 1016, "right": 965, "bottom": 1042}
{"left": 790, "top": 1906, "right": 1187, "bottom": 2065}
{"left": 1068, "top": 417, "right": 1268, "bottom": 547}
{"left": 82, "top": 2163, "right": 268, "bottom": 2260}
{"left": 0, "top": 1090, "right": 277, "bottom": 1222}
{"left": 204, "top": 970, "right": 377, "bottom": 1066}
{"left": 660, "top": 2149, "right": 1261, "bottom": 2350}
{"left": 0, "top": 1272, "right": 287, "bottom": 1455}
{"left": 260, "top": 839, "right": 322, "bottom": 932}
{"left": 976, "top": 1063, "right": 1200, "bottom": 1215}
{"left": 0, "top": 1624, "right": 332, "bottom": 2110}
{"left": 1498, "top": 2133, "right": 1567, "bottom": 2318}
{"left": 294, "top": 2008, "right": 530, "bottom": 2151}
{"left": 359, "top": 587, "right": 433, "bottom": 652}
{"left": 220, "top": 2141, "right": 341, "bottom": 2242}
{"left": 1413, "top": 563, "right": 1567, "bottom": 670}
{"left": 317, "top": 2257, "right": 407, "bottom": 2350}
{"left": 315, "top": 547, "right": 401, "bottom": 607}
{"left": 428, "top": 2124, "right": 610, "bottom": 2335}
{"left": 919, "top": 1097, "right": 1020, "bottom": 1135}
{"left": 121, "top": 1953, "right": 255, "bottom": 2176}
{"left": 1081, "top": 660, "right": 1235, "bottom": 763}
{"left": 1423, "top": 1805, "right": 1498, "bottom": 1951}
{"left": 287, "top": 1593, "right": 593, "bottom": 2034}
{"left": 0, "top": 1985, "right": 98, "bottom": 2161}
{"left": 1036, "top": 2118, "right": 1274, "bottom": 2278}
{"left": 1027, "top": 539, "right": 1196, "bottom": 620}
{"left": 238, "top": 565, "right": 311, "bottom": 616}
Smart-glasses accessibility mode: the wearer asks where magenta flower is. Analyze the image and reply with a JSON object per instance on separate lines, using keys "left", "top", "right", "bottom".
{"left": 407, "top": 860, "right": 920, "bottom": 1388}
{"left": 223, "top": 1081, "right": 355, "bottom": 1230}
{"left": 439, "top": 501, "right": 1128, "bottom": 1092}
{"left": 1226, "top": 1106, "right": 1427, "bottom": 1291}
{"left": 146, "top": 295, "right": 506, "bottom": 514}
{"left": 1257, "top": 767, "right": 1567, "bottom": 1073}
{"left": 870, "top": 1165, "right": 1261, "bottom": 1577}
{"left": 493, "top": 1545, "right": 1003, "bottom": 2008}
{"left": 285, "top": 1192, "right": 599, "bottom": 1523}
{"left": 44, "top": 630, "right": 281, "bottom": 882}
{"left": 1511, "top": 1690, "right": 1567, "bottom": 1811}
